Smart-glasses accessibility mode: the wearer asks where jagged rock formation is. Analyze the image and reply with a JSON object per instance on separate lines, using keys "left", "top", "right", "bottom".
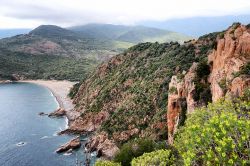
{"left": 167, "top": 64, "right": 198, "bottom": 144}
{"left": 208, "top": 24, "right": 250, "bottom": 101}
{"left": 167, "top": 23, "right": 250, "bottom": 144}
{"left": 48, "top": 108, "right": 66, "bottom": 117}
{"left": 56, "top": 137, "right": 81, "bottom": 153}
{"left": 85, "top": 132, "right": 119, "bottom": 159}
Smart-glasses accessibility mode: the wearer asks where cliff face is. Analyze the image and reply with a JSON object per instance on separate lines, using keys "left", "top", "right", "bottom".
{"left": 167, "top": 63, "right": 198, "bottom": 144}
{"left": 208, "top": 24, "right": 250, "bottom": 101}
{"left": 167, "top": 23, "right": 250, "bottom": 144}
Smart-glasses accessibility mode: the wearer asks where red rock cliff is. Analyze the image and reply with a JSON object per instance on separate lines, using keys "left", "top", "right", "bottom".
{"left": 167, "top": 24, "right": 250, "bottom": 144}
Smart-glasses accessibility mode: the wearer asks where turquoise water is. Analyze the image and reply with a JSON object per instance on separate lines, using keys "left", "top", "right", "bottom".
{"left": 0, "top": 82, "right": 94, "bottom": 166}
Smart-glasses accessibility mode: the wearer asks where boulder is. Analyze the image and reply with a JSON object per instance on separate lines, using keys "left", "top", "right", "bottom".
{"left": 48, "top": 108, "right": 66, "bottom": 117}
{"left": 85, "top": 132, "right": 119, "bottom": 159}
{"left": 38, "top": 112, "right": 48, "bottom": 116}
{"left": 56, "top": 137, "right": 81, "bottom": 153}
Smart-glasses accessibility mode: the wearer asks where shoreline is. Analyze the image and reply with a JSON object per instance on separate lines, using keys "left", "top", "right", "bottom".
{"left": 2, "top": 79, "right": 82, "bottom": 134}
{"left": 19, "top": 80, "right": 76, "bottom": 112}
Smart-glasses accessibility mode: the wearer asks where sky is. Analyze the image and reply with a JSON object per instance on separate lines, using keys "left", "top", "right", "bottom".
{"left": 0, "top": 0, "right": 250, "bottom": 29}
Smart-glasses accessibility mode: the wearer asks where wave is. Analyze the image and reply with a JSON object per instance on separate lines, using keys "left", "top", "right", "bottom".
{"left": 16, "top": 142, "right": 27, "bottom": 147}
{"left": 40, "top": 136, "right": 50, "bottom": 139}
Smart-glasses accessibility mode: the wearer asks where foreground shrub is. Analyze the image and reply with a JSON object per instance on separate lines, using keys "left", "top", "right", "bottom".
{"left": 114, "top": 139, "right": 165, "bottom": 166}
{"left": 131, "top": 149, "right": 176, "bottom": 166}
{"left": 175, "top": 99, "right": 250, "bottom": 165}
{"left": 95, "top": 160, "right": 121, "bottom": 166}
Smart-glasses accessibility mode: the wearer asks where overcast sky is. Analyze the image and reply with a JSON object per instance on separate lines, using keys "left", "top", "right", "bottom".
{"left": 0, "top": 0, "right": 250, "bottom": 29}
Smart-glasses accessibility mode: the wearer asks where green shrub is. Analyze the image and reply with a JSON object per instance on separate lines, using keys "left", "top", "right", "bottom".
{"left": 240, "top": 62, "right": 250, "bottom": 75}
{"left": 246, "top": 24, "right": 250, "bottom": 29}
{"left": 114, "top": 139, "right": 164, "bottom": 166}
{"left": 218, "top": 77, "right": 227, "bottom": 93}
{"left": 68, "top": 82, "right": 82, "bottom": 99}
{"left": 218, "top": 32, "right": 225, "bottom": 39}
{"left": 169, "top": 87, "right": 177, "bottom": 94}
{"left": 241, "top": 88, "right": 250, "bottom": 101}
{"left": 196, "top": 61, "right": 210, "bottom": 79}
{"left": 131, "top": 149, "right": 176, "bottom": 166}
{"left": 95, "top": 160, "right": 121, "bottom": 166}
{"left": 175, "top": 99, "right": 250, "bottom": 166}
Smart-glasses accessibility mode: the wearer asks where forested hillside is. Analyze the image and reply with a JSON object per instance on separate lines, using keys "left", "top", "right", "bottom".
{"left": 67, "top": 23, "right": 250, "bottom": 165}
{"left": 0, "top": 24, "right": 190, "bottom": 81}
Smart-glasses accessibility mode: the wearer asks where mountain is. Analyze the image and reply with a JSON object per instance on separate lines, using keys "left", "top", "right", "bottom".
{"left": 69, "top": 23, "right": 191, "bottom": 43}
{"left": 0, "top": 24, "right": 191, "bottom": 81}
{"left": 140, "top": 15, "right": 250, "bottom": 37}
{"left": 0, "top": 25, "right": 115, "bottom": 81}
{"left": 0, "top": 29, "right": 30, "bottom": 39}
{"left": 69, "top": 24, "right": 130, "bottom": 40}
{"left": 30, "top": 25, "right": 81, "bottom": 40}
{"left": 66, "top": 23, "right": 250, "bottom": 161}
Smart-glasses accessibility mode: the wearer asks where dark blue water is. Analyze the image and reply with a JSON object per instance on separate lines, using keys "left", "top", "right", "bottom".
{"left": 0, "top": 82, "right": 93, "bottom": 166}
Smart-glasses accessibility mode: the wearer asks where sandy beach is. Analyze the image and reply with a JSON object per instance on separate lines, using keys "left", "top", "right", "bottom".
{"left": 20, "top": 80, "right": 77, "bottom": 111}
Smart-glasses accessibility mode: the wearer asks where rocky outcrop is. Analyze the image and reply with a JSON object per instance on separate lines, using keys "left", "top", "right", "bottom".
{"left": 208, "top": 24, "right": 250, "bottom": 101}
{"left": 48, "top": 108, "right": 66, "bottom": 117}
{"left": 67, "top": 111, "right": 109, "bottom": 134}
{"left": 167, "top": 64, "right": 198, "bottom": 144}
{"left": 38, "top": 112, "right": 48, "bottom": 116}
{"left": 85, "top": 132, "right": 119, "bottom": 159}
{"left": 56, "top": 137, "right": 81, "bottom": 153}
{"left": 167, "top": 23, "right": 250, "bottom": 144}
{"left": 112, "top": 128, "right": 139, "bottom": 142}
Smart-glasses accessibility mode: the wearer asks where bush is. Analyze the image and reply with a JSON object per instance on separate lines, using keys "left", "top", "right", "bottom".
{"left": 218, "top": 77, "right": 227, "bottom": 93}
{"left": 175, "top": 99, "right": 250, "bottom": 165}
{"left": 169, "top": 87, "right": 177, "bottom": 94}
{"left": 218, "top": 32, "right": 225, "bottom": 39}
{"left": 240, "top": 62, "right": 250, "bottom": 75}
{"left": 95, "top": 160, "right": 121, "bottom": 166}
{"left": 196, "top": 61, "right": 210, "bottom": 79}
{"left": 131, "top": 149, "right": 176, "bottom": 166}
{"left": 114, "top": 139, "right": 164, "bottom": 166}
{"left": 68, "top": 82, "right": 82, "bottom": 99}
{"left": 241, "top": 88, "right": 250, "bottom": 101}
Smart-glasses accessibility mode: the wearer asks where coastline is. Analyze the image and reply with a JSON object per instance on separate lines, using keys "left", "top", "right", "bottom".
{"left": 19, "top": 80, "right": 76, "bottom": 112}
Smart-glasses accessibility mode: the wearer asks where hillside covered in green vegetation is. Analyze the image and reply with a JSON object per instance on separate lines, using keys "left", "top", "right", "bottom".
{"left": 0, "top": 24, "right": 190, "bottom": 81}
{"left": 69, "top": 23, "right": 250, "bottom": 165}
{"left": 72, "top": 35, "right": 215, "bottom": 141}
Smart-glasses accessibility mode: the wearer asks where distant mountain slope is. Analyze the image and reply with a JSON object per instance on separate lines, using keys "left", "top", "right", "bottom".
{"left": 0, "top": 24, "right": 191, "bottom": 81}
{"left": 140, "top": 15, "right": 250, "bottom": 37}
{"left": 69, "top": 24, "right": 130, "bottom": 39}
{"left": 0, "top": 25, "right": 118, "bottom": 59}
{"left": 0, "top": 29, "right": 30, "bottom": 39}
{"left": 30, "top": 25, "right": 81, "bottom": 40}
{"left": 69, "top": 23, "right": 191, "bottom": 43}
{"left": 116, "top": 26, "right": 190, "bottom": 43}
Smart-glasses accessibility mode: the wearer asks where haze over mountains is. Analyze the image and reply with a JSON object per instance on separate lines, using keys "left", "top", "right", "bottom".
{"left": 140, "top": 15, "right": 250, "bottom": 37}
{"left": 1, "top": 15, "right": 250, "bottom": 39}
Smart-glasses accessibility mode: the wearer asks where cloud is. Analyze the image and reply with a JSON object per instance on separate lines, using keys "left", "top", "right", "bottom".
{"left": 0, "top": 0, "right": 250, "bottom": 28}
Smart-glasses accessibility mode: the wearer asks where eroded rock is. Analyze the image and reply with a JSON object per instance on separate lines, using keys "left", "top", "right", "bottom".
{"left": 56, "top": 137, "right": 81, "bottom": 153}
{"left": 85, "top": 132, "right": 119, "bottom": 160}
{"left": 48, "top": 108, "right": 66, "bottom": 117}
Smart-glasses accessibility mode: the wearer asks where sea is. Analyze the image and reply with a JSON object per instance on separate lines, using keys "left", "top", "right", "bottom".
{"left": 0, "top": 82, "right": 96, "bottom": 166}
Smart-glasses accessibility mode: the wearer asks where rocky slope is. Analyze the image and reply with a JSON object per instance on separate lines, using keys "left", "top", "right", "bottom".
{"left": 65, "top": 25, "right": 223, "bottom": 158}
{"left": 167, "top": 23, "right": 250, "bottom": 144}
{"left": 65, "top": 23, "right": 249, "bottom": 158}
